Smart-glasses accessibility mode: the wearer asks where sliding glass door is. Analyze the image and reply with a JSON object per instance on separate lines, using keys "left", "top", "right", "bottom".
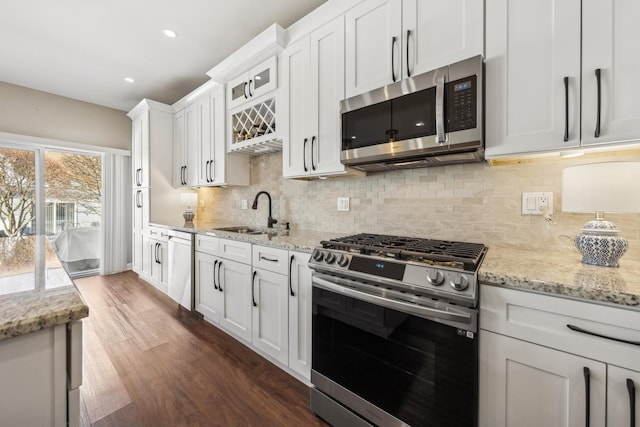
{"left": 45, "top": 150, "right": 102, "bottom": 276}
{"left": 0, "top": 144, "right": 103, "bottom": 277}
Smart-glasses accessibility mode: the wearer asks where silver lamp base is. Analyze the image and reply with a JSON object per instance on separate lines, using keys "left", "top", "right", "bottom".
{"left": 183, "top": 209, "right": 195, "bottom": 224}
{"left": 574, "top": 217, "right": 628, "bottom": 267}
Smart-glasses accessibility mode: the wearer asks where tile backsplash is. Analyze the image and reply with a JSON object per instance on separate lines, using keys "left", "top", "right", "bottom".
{"left": 198, "top": 150, "right": 640, "bottom": 255}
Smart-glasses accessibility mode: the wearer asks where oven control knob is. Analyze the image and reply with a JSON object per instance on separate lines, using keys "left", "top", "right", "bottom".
{"left": 426, "top": 271, "right": 444, "bottom": 286}
{"left": 325, "top": 252, "right": 336, "bottom": 264}
{"left": 312, "top": 250, "right": 324, "bottom": 262}
{"left": 337, "top": 254, "right": 349, "bottom": 267}
{"left": 450, "top": 275, "right": 469, "bottom": 291}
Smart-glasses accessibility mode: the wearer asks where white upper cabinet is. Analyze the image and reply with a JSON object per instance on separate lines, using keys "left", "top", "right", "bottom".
{"left": 174, "top": 84, "right": 249, "bottom": 188}
{"left": 173, "top": 103, "right": 197, "bottom": 187}
{"left": 486, "top": 0, "right": 640, "bottom": 158}
{"left": 195, "top": 86, "right": 250, "bottom": 187}
{"left": 131, "top": 111, "right": 149, "bottom": 188}
{"left": 485, "top": 0, "right": 581, "bottom": 157}
{"left": 345, "top": 0, "right": 483, "bottom": 98}
{"left": 283, "top": 16, "right": 346, "bottom": 179}
{"left": 402, "top": 0, "right": 483, "bottom": 78}
{"left": 581, "top": 0, "right": 640, "bottom": 147}
{"left": 227, "top": 57, "right": 278, "bottom": 111}
{"left": 345, "top": 0, "right": 401, "bottom": 98}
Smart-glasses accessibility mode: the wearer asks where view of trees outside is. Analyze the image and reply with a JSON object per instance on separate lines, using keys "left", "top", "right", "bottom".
{"left": 0, "top": 148, "right": 102, "bottom": 236}
{"left": 45, "top": 151, "right": 102, "bottom": 231}
{"left": 0, "top": 148, "right": 36, "bottom": 237}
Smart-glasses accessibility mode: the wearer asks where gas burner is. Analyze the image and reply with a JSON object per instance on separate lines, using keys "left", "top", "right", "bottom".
{"left": 320, "top": 233, "right": 487, "bottom": 271}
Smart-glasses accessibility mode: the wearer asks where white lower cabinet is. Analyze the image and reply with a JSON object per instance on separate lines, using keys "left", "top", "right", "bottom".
{"left": 195, "top": 236, "right": 253, "bottom": 343}
{"left": 218, "top": 257, "right": 253, "bottom": 342}
{"left": 195, "top": 237, "right": 314, "bottom": 382}
{"left": 480, "top": 331, "right": 606, "bottom": 427}
{"left": 479, "top": 285, "right": 640, "bottom": 427}
{"left": 288, "top": 251, "right": 312, "bottom": 380}
{"left": 146, "top": 227, "right": 169, "bottom": 294}
{"left": 0, "top": 321, "right": 83, "bottom": 427}
{"left": 195, "top": 251, "right": 220, "bottom": 323}
{"left": 251, "top": 268, "right": 289, "bottom": 365}
{"left": 608, "top": 365, "right": 640, "bottom": 427}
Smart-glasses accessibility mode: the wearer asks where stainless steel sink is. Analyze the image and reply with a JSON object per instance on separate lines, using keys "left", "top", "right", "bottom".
{"left": 213, "top": 226, "right": 272, "bottom": 235}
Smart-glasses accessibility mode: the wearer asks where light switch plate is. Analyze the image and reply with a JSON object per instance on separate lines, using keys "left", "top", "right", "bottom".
{"left": 241, "top": 200, "right": 248, "bottom": 210}
{"left": 522, "top": 192, "right": 553, "bottom": 215}
{"left": 337, "top": 197, "right": 350, "bottom": 211}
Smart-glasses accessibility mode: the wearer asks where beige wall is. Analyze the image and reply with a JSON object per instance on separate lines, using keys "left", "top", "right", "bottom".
{"left": 0, "top": 81, "right": 131, "bottom": 150}
{"left": 198, "top": 150, "right": 640, "bottom": 256}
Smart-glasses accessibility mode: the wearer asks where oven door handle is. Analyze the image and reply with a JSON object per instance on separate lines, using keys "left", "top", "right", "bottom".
{"left": 312, "top": 276, "right": 472, "bottom": 325}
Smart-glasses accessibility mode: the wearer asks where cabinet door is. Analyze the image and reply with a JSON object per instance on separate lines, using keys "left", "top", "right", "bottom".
{"left": 195, "top": 252, "right": 220, "bottom": 323}
{"left": 147, "top": 235, "right": 167, "bottom": 294}
{"left": 282, "top": 36, "right": 311, "bottom": 178}
{"left": 132, "top": 231, "right": 143, "bottom": 274}
{"left": 479, "top": 331, "right": 606, "bottom": 427}
{"left": 249, "top": 56, "right": 278, "bottom": 100}
{"left": 131, "top": 111, "right": 149, "bottom": 188}
{"left": 309, "top": 16, "right": 346, "bottom": 177}
{"left": 345, "top": 0, "right": 402, "bottom": 98}
{"left": 174, "top": 104, "right": 197, "bottom": 187}
{"left": 196, "top": 92, "right": 213, "bottom": 186}
{"left": 485, "top": 0, "right": 581, "bottom": 158}
{"left": 581, "top": 0, "right": 640, "bottom": 147}
{"left": 218, "top": 258, "right": 252, "bottom": 343}
{"left": 173, "top": 109, "right": 185, "bottom": 187}
{"left": 209, "top": 87, "right": 228, "bottom": 185}
{"left": 403, "top": 0, "right": 482, "bottom": 77}
{"left": 608, "top": 365, "right": 640, "bottom": 427}
{"left": 131, "top": 188, "right": 148, "bottom": 234}
{"left": 227, "top": 72, "right": 249, "bottom": 111}
{"left": 167, "top": 238, "right": 191, "bottom": 309}
{"left": 251, "top": 268, "right": 289, "bottom": 365}
{"left": 288, "top": 251, "right": 312, "bottom": 380}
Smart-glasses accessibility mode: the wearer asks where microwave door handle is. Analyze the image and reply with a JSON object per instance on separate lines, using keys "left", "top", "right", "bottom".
{"left": 435, "top": 74, "right": 446, "bottom": 144}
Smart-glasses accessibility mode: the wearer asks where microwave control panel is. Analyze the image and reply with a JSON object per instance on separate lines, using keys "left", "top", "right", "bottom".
{"left": 445, "top": 75, "right": 477, "bottom": 132}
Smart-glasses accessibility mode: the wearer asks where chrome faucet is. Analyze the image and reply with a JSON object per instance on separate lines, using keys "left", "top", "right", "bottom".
{"left": 252, "top": 191, "right": 277, "bottom": 228}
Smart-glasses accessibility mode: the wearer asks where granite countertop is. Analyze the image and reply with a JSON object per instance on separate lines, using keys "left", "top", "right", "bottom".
{"left": 152, "top": 220, "right": 640, "bottom": 310}
{"left": 150, "top": 220, "right": 343, "bottom": 253}
{"left": 0, "top": 236, "right": 89, "bottom": 340}
{"left": 480, "top": 244, "right": 640, "bottom": 310}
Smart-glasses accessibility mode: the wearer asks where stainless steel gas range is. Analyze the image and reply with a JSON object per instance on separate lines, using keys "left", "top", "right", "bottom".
{"left": 308, "top": 233, "right": 487, "bottom": 427}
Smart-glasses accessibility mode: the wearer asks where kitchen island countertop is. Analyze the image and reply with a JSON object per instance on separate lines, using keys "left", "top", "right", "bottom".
{"left": 0, "top": 236, "right": 89, "bottom": 340}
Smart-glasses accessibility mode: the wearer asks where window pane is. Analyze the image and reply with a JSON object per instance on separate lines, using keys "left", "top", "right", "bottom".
{"left": 45, "top": 151, "right": 102, "bottom": 275}
{"left": 0, "top": 148, "right": 36, "bottom": 237}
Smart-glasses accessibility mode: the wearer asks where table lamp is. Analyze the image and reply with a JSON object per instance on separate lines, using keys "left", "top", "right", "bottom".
{"left": 180, "top": 192, "right": 198, "bottom": 224}
{"left": 562, "top": 161, "right": 640, "bottom": 267}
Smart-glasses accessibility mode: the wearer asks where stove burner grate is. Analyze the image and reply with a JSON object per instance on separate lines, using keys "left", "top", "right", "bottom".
{"left": 320, "top": 233, "right": 487, "bottom": 270}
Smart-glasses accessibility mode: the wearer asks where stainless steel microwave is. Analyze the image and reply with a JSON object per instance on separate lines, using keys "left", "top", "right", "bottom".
{"left": 340, "top": 55, "right": 483, "bottom": 172}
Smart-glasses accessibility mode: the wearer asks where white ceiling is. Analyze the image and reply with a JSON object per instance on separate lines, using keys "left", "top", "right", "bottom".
{"left": 0, "top": 0, "right": 327, "bottom": 112}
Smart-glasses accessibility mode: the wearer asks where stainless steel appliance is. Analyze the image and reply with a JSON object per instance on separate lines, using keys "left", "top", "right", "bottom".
{"left": 308, "top": 233, "right": 487, "bottom": 427}
{"left": 341, "top": 55, "right": 483, "bottom": 172}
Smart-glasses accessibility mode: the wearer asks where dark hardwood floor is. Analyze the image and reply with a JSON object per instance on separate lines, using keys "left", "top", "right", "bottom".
{"left": 75, "top": 271, "right": 328, "bottom": 427}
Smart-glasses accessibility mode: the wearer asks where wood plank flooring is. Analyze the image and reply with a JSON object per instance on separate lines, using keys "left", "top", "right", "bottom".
{"left": 75, "top": 271, "right": 328, "bottom": 427}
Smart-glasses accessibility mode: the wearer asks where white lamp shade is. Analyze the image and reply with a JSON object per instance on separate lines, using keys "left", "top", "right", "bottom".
{"left": 180, "top": 192, "right": 198, "bottom": 208}
{"left": 562, "top": 162, "right": 640, "bottom": 213}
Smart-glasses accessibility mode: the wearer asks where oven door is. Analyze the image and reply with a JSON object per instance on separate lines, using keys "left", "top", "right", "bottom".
{"left": 311, "top": 273, "right": 478, "bottom": 427}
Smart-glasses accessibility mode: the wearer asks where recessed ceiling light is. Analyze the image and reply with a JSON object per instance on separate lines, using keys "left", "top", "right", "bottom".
{"left": 162, "top": 28, "right": 177, "bottom": 38}
{"left": 124, "top": 77, "right": 135, "bottom": 83}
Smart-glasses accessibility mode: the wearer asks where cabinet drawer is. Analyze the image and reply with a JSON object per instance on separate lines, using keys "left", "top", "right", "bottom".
{"left": 219, "top": 238, "right": 252, "bottom": 264}
{"left": 480, "top": 285, "right": 640, "bottom": 370}
{"left": 195, "top": 235, "right": 219, "bottom": 256}
{"left": 148, "top": 226, "right": 169, "bottom": 242}
{"left": 252, "top": 245, "right": 289, "bottom": 275}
